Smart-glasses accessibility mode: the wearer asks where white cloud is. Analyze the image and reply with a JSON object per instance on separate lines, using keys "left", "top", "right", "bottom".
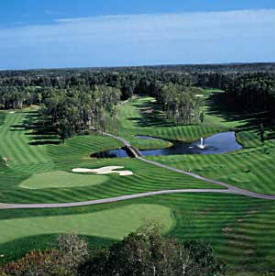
{"left": 0, "top": 9, "right": 274, "bottom": 68}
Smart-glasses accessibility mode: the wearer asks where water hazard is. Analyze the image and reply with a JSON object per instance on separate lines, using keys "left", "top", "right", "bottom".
{"left": 91, "top": 131, "right": 243, "bottom": 158}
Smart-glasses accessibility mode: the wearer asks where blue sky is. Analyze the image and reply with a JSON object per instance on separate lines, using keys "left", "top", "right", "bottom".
{"left": 0, "top": 0, "right": 274, "bottom": 69}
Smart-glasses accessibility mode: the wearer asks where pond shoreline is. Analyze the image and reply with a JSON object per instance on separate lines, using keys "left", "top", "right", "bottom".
{"left": 92, "top": 131, "right": 243, "bottom": 158}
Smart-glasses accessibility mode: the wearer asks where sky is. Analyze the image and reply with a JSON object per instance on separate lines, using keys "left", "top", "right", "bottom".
{"left": 0, "top": 0, "right": 274, "bottom": 69}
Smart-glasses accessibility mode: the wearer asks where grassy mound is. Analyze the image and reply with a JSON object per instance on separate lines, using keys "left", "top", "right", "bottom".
{"left": 0, "top": 90, "right": 275, "bottom": 273}
{"left": 20, "top": 171, "right": 108, "bottom": 189}
{"left": 0, "top": 194, "right": 274, "bottom": 273}
{"left": 148, "top": 144, "right": 275, "bottom": 194}
{"left": 0, "top": 111, "right": 220, "bottom": 204}
{"left": 116, "top": 96, "right": 231, "bottom": 150}
{"left": 118, "top": 96, "right": 275, "bottom": 195}
{"left": 0, "top": 204, "right": 173, "bottom": 245}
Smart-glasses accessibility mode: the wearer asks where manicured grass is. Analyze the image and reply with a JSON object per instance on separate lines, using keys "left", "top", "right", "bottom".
{"left": 0, "top": 111, "right": 220, "bottom": 204}
{"left": 0, "top": 194, "right": 274, "bottom": 274}
{"left": 0, "top": 156, "right": 222, "bottom": 204}
{"left": 147, "top": 134, "right": 275, "bottom": 195}
{"left": 20, "top": 171, "right": 109, "bottom": 189}
{"left": 0, "top": 204, "right": 173, "bottom": 245}
{"left": 0, "top": 112, "right": 53, "bottom": 167}
{"left": 0, "top": 90, "right": 275, "bottom": 274}
{"left": 116, "top": 96, "right": 233, "bottom": 151}
{"left": 117, "top": 96, "right": 275, "bottom": 195}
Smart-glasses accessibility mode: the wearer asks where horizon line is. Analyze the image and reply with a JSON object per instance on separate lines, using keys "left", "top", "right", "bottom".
{"left": 1, "top": 60, "right": 275, "bottom": 72}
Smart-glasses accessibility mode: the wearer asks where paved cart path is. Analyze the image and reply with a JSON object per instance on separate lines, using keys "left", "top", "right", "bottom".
{"left": 0, "top": 132, "right": 274, "bottom": 209}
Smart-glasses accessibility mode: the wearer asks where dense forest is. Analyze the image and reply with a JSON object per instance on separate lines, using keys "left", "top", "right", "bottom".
{"left": 0, "top": 63, "right": 274, "bottom": 139}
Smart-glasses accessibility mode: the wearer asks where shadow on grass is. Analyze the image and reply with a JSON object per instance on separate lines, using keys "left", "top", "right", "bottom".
{"left": 11, "top": 111, "right": 61, "bottom": 145}
{"left": 130, "top": 100, "right": 180, "bottom": 128}
{"left": 207, "top": 92, "right": 275, "bottom": 140}
{"left": 0, "top": 234, "right": 115, "bottom": 265}
{"left": 0, "top": 113, "right": 6, "bottom": 126}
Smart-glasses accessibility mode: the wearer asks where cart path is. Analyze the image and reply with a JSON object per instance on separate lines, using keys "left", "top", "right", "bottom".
{"left": 0, "top": 132, "right": 274, "bottom": 209}
{"left": 106, "top": 131, "right": 275, "bottom": 200}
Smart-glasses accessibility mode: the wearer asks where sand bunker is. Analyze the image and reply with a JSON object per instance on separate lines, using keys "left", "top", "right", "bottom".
{"left": 2, "top": 157, "right": 9, "bottom": 165}
{"left": 143, "top": 109, "right": 154, "bottom": 114}
{"left": 72, "top": 166, "right": 133, "bottom": 176}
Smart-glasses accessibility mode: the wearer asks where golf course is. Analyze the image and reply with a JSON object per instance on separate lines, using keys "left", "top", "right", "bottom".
{"left": 0, "top": 88, "right": 275, "bottom": 275}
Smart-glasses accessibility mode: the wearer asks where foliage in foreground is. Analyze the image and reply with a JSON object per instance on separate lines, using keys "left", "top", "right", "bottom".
{"left": 0, "top": 225, "right": 225, "bottom": 276}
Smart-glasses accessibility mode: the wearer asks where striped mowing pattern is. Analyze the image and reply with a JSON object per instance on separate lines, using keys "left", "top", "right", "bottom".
{"left": 0, "top": 93, "right": 274, "bottom": 273}
{"left": 0, "top": 113, "right": 53, "bottom": 167}
{"left": 117, "top": 97, "right": 230, "bottom": 150}
{"left": 0, "top": 112, "right": 220, "bottom": 204}
{"left": 0, "top": 157, "right": 222, "bottom": 204}
{"left": 118, "top": 96, "right": 275, "bottom": 195}
{"left": 148, "top": 143, "right": 275, "bottom": 195}
{"left": 0, "top": 194, "right": 274, "bottom": 272}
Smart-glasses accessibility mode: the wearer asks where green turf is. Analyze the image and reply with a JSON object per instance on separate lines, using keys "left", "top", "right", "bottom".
{"left": 116, "top": 95, "right": 234, "bottom": 150}
{"left": 0, "top": 204, "right": 173, "bottom": 245}
{"left": 116, "top": 95, "right": 275, "bottom": 195}
{"left": 146, "top": 136, "right": 275, "bottom": 195}
{"left": 0, "top": 194, "right": 274, "bottom": 274}
{"left": 20, "top": 171, "right": 109, "bottom": 189}
{"left": 0, "top": 111, "right": 220, "bottom": 204}
{"left": 0, "top": 90, "right": 275, "bottom": 274}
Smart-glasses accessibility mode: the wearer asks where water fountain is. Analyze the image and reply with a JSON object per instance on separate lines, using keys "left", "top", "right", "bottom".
{"left": 197, "top": 137, "right": 206, "bottom": 150}
{"left": 92, "top": 132, "right": 243, "bottom": 158}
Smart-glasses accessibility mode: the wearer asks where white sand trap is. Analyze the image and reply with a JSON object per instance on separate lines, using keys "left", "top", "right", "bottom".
{"left": 72, "top": 166, "right": 133, "bottom": 176}
{"left": 143, "top": 109, "right": 154, "bottom": 114}
{"left": 2, "top": 157, "right": 9, "bottom": 165}
{"left": 9, "top": 111, "right": 15, "bottom": 114}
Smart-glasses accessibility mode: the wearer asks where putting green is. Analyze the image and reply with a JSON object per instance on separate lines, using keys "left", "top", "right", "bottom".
{"left": 20, "top": 171, "right": 108, "bottom": 189}
{"left": 0, "top": 204, "right": 174, "bottom": 244}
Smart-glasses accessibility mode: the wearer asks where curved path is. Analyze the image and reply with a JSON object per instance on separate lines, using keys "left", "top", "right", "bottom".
{"left": 0, "top": 132, "right": 274, "bottom": 210}
{"left": 105, "top": 131, "right": 275, "bottom": 201}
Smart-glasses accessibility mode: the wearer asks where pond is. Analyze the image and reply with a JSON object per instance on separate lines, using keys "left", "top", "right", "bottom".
{"left": 91, "top": 131, "right": 243, "bottom": 158}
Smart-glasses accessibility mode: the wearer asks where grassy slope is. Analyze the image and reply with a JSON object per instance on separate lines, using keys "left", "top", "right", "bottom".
{"left": 0, "top": 194, "right": 274, "bottom": 273}
{"left": 0, "top": 90, "right": 275, "bottom": 273}
{"left": 0, "top": 204, "right": 173, "bottom": 244}
{"left": 117, "top": 95, "right": 231, "bottom": 150}
{"left": 20, "top": 171, "right": 109, "bottom": 189}
{"left": 0, "top": 111, "right": 220, "bottom": 204}
{"left": 118, "top": 95, "right": 275, "bottom": 195}
{"left": 148, "top": 145, "right": 275, "bottom": 194}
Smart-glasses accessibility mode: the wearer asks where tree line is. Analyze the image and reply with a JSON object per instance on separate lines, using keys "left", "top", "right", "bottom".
{"left": 1, "top": 65, "right": 274, "bottom": 139}
{"left": 154, "top": 83, "right": 204, "bottom": 124}
{"left": 40, "top": 86, "right": 121, "bottom": 141}
{"left": 225, "top": 74, "right": 275, "bottom": 116}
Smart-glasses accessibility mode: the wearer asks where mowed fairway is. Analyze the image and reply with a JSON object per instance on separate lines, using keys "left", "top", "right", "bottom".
{"left": 0, "top": 91, "right": 275, "bottom": 273}
{"left": 148, "top": 144, "right": 275, "bottom": 195}
{"left": 118, "top": 96, "right": 275, "bottom": 195}
{"left": 0, "top": 204, "right": 174, "bottom": 244}
{"left": 0, "top": 110, "right": 220, "bottom": 204}
{"left": 117, "top": 96, "right": 232, "bottom": 150}
{"left": 0, "top": 194, "right": 274, "bottom": 273}
{"left": 0, "top": 112, "right": 53, "bottom": 168}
